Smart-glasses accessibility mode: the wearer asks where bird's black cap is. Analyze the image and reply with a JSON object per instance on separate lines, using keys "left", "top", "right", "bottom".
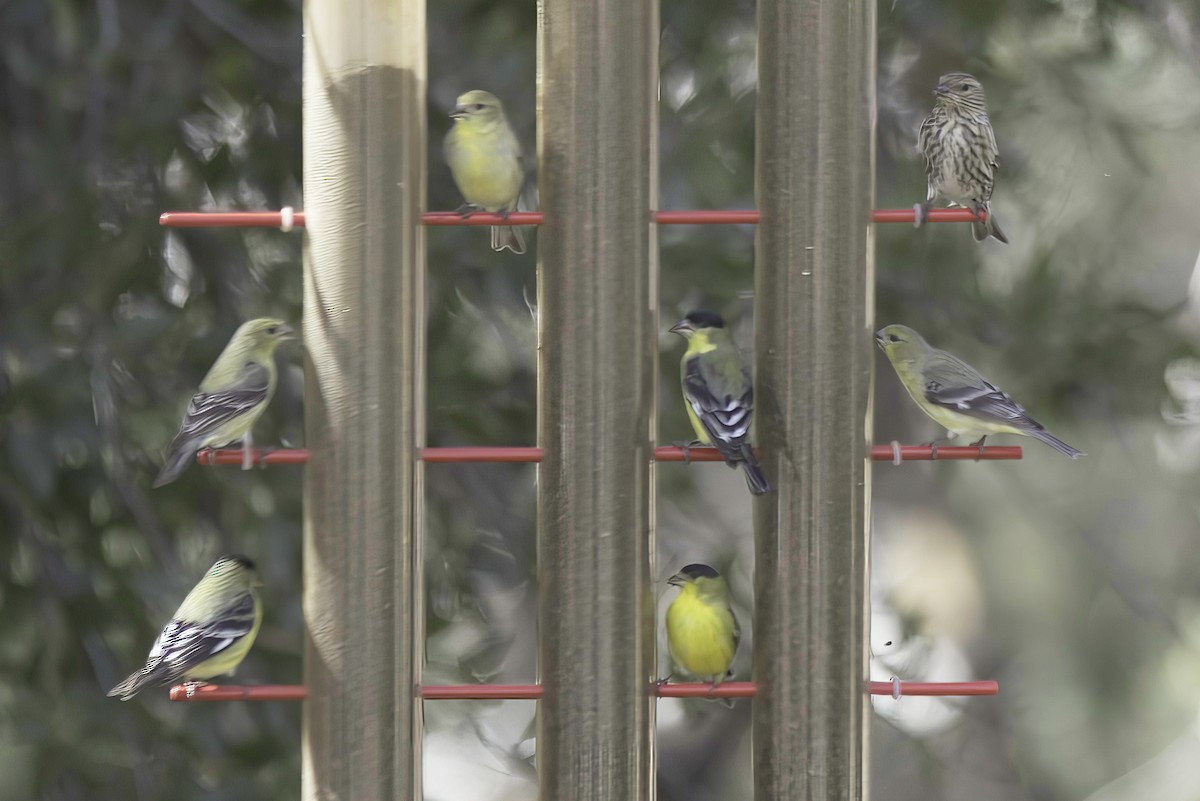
{"left": 677, "top": 563, "right": 721, "bottom": 580}
{"left": 681, "top": 310, "right": 725, "bottom": 329}
{"left": 218, "top": 554, "right": 257, "bottom": 571}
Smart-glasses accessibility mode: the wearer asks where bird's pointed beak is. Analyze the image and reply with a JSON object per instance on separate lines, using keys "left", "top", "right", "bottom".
{"left": 669, "top": 320, "right": 690, "bottom": 336}
{"left": 874, "top": 331, "right": 887, "bottom": 348}
{"left": 934, "top": 83, "right": 950, "bottom": 97}
{"left": 450, "top": 104, "right": 468, "bottom": 120}
{"left": 278, "top": 323, "right": 296, "bottom": 341}
{"left": 667, "top": 573, "right": 685, "bottom": 587}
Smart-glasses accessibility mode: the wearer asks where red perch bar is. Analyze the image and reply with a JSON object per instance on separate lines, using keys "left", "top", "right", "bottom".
{"left": 160, "top": 208, "right": 989, "bottom": 228}
{"left": 170, "top": 680, "right": 999, "bottom": 702}
{"left": 197, "top": 444, "right": 1021, "bottom": 466}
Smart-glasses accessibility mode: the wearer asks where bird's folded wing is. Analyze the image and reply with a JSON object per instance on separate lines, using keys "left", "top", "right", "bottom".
{"left": 924, "top": 378, "right": 1031, "bottom": 424}
{"left": 146, "top": 593, "right": 258, "bottom": 682}
{"left": 179, "top": 363, "right": 271, "bottom": 440}
{"left": 684, "top": 358, "right": 753, "bottom": 447}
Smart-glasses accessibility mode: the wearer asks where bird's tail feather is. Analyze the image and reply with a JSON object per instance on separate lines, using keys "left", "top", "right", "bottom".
{"left": 739, "top": 446, "right": 773, "bottom": 495}
{"left": 973, "top": 204, "right": 1008, "bottom": 244}
{"left": 492, "top": 224, "right": 526, "bottom": 254}
{"left": 153, "top": 439, "right": 200, "bottom": 487}
{"left": 1028, "top": 428, "right": 1083, "bottom": 459}
{"left": 107, "top": 670, "right": 150, "bottom": 701}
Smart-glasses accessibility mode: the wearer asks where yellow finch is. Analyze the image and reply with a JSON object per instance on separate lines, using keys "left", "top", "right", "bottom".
{"left": 876, "top": 324, "right": 1082, "bottom": 457}
{"left": 665, "top": 564, "right": 739, "bottom": 687}
{"left": 108, "top": 555, "right": 262, "bottom": 700}
{"left": 153, "top": 318, "right": 292, "bottom": 487}
{"left": 444, "top": 90, "right": 526, "bottom": 254}
{"left": 917, "top": 72, "right": 1008, "bottom": 243}
{"left": 670, "top": 311, "right": 772, "bottom": 495}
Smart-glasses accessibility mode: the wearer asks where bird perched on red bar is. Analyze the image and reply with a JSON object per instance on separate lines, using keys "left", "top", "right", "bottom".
{"left": 916, "top": 72, "right": 1008, "bottom": 243}
{"left": 108, "top": 555, "right": 262, "bottom": 700}
{"left": 444, "top": 90, "right": 526, "bottom": 254}
{"left": 663, "top": 564, "right": 739, "bottom": 690}
{"left": 670, "top": 311, "right": 772, "bottom": 495}
{"left": 153, "top": 318, "right": 292, "bottom": 486}
{"left": 876, "top": 324, "right": 1082, "bottom": 457}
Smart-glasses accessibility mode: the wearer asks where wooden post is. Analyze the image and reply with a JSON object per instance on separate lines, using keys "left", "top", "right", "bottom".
{"left": 536, "top": 0, "right": 659, "bottom": 796}
{"left": 301, "top": 0, "right": 426, "bottom": 798}
{"left": 753, "top": 0, "right": 876, "bottom": 798}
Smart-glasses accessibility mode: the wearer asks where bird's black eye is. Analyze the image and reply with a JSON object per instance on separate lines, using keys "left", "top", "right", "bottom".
{"left": 473, "top": 103, "right": 485, "bottom": 111}
{"left": 266, "top": 326, "right": 278, "bottom": 335}
{"left": 888, "top": 335, "right": 900, "bottom": 343}
{"left": 959, "top": 83, "right": 970, "bottom": 91}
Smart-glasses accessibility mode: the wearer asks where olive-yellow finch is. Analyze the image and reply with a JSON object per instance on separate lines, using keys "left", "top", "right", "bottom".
{"left": 108, "top": 555, "right": 262, "bottom": 700}
{"left": 876, "top": 324, "right": 1082, "bottom": 457}
{"left": 670, "top": 311, "right": 772, "bottom": 495}
{"left": 444, "top": 90, "right": 526, "bottom": 255}
{"left": 665, "top": 564, "right": 739, "bottom": 687}
{"left": 153, "top": 318, "right": 292, "bottom": 487}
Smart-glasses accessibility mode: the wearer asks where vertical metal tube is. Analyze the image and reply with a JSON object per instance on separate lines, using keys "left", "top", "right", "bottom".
{"left": 752, "top": 0, "right": 875, "bottom": 798}
{"left": 536, "top": 0, "right": 658, "bottom": 796}
{"left": 301, "top": 0, "right": 426, "bottom": 799}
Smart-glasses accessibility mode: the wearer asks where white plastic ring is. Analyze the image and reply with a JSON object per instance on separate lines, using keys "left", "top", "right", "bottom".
{"left": 891, "top": 676, "right": 902, "bottom": 700}
{"left": 280, "top": 206, "right": 295, "bottom": 232}
{"left": 891, "top": 440, "right": 902, "bottom": 466}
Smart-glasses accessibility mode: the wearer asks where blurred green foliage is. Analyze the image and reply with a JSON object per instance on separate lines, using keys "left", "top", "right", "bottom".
{"left": 3, "top": 0, "right": 1200, "bottom": 799}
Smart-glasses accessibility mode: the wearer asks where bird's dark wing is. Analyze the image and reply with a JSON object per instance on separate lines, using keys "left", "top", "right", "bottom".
{"left": 142, "top": 593, "right": 258, "bottom": 684}
{"left": 683, "top": 354, "right": 754, "bottom": 457}
{"left": 178, "top": 362, "right": 271, "bottom": 443}
{"left": 922, "top": 352, "right": 1039, "bottom": 428}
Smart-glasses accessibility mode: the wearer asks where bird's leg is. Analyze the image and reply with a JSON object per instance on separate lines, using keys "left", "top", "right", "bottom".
{"left": 707, "top": 677, "right": 736, "bottom": 707}
{"left": 241, "top": 431, "right": 254, "bottom": 471}
{"left": 970, "top": 435, "right": 987, "bottom": 461}
{"left": 656, "top": 672, "right": 674, "bottom": 687}
{"left": 455, "top": 203, "right": 477, "bottom": 218}
{"left": 919, "top": 439, "right": 943, "bottom": 460}
{"left": 671, "top": 440, "right": 703, "bottom": 464}
{"left": 497, "top": 208, "right": 511, "bottom": 222}
{"left": 256, "top": 445, "right": 276, "bottom": 469}
{"left": 183, "top": 680, "right": 205, "bottom": 699}
{"left": 914, "top": 186, "right": 935, "bottom": 229}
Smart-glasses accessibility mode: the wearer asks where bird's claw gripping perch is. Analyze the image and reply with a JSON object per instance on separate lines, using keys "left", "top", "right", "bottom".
{"left": 672, "top": 440, "right": 703, "bottom": 465}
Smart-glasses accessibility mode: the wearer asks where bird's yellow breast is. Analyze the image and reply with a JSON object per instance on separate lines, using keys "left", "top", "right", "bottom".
{"left": 666, "top": 586, "right": 736, "bottom": 680}
{"left": 445, "top": 126, "right": 522, "bottom": 210}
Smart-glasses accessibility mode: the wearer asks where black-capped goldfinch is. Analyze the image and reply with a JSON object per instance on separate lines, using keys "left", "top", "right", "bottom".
{"left": 876, "top": 324, "right": 1082, "bottom": 457}
{"left": 108, "top": 555, "right": 262, "bottom": 700}
{"left": 664, "top": 563, "right": 739, "bottom": 687}
{"left": 670, "top": 311, "right": 772, "bottom": 495}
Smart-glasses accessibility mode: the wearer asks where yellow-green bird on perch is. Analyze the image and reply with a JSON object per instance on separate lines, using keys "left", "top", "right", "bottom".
{"left": 444, "top": 90, "right": 526, "bottom": 255}
{"left": 664, "top": 563, "right": 740, "bottom": 688}
{"left": 153, "top": 318, "right": 293, "bottom": 487}
{"left": 108, "top": 555, "right": 263, "bottom": 700}
{"left": 876, "top": 324, "right": 1083, "bottom": 457}
{"left": 670, "top": 310, "right": 772, "bottom": 495}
